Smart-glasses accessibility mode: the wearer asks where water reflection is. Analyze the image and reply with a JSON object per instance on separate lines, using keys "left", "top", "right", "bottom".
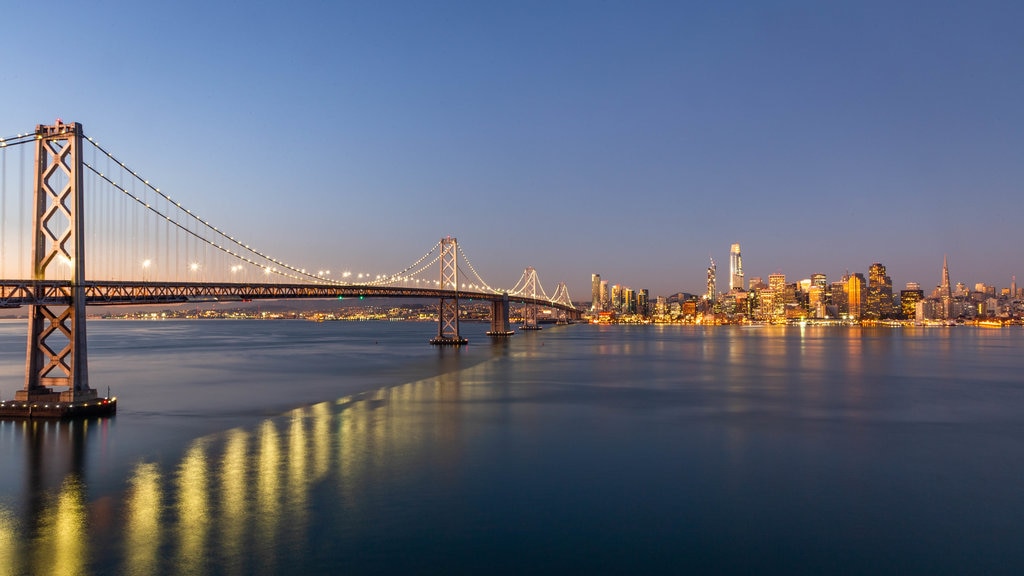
{"left": 124, "top": 462, "right": 161, "bottom": 576}
{"left": 0, "top": 418, "right": 112, "bottom": 576}
{"left": 32, "top": 475, "right": 89, "bottom": 576}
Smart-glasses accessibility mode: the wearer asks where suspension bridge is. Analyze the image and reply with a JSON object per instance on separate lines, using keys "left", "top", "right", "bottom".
{"left": 0, "top": 121, "right": 579, "bottom": 418}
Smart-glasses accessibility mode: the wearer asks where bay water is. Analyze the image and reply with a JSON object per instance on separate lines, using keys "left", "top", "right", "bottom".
{"left": 1, "top": 320, "right": 1022, "bottom": 574}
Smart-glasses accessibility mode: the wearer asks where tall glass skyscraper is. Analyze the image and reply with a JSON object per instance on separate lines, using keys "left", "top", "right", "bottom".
{"left": 591, "top": 274, "right": 602, "bottom": 312}
{"left": 729, "top": 243, "right": 744, "bottom": 291}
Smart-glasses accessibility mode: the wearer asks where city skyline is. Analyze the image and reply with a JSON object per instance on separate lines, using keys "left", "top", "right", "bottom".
{"left": 2, "top": 2, "right": 1022, "bottom": 299}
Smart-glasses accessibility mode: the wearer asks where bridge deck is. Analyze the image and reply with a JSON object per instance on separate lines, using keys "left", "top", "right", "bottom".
{"left": 0, "top": 280, "right": 579, "bottom": 313}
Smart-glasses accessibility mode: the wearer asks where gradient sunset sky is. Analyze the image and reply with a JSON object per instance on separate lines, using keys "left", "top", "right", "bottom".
{"left": 2, "top": 1, "right": 1022, "bottom": 298}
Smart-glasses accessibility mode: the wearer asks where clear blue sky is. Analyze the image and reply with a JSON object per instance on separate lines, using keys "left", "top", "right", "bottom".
{"left": 3, "top": 1, "right": 1022, "bottom": 298}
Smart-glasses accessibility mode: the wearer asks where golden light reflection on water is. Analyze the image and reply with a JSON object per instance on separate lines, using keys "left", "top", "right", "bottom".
{"left": 175, "top": 439, "right": 210, "bottom": 574}
{"left": 97, "top": 367, "right": 477, "bottom": 573}
{"left": 218, "top": 428, "right": 248, "bottom": 576}
{"left": 285, "top": 411, "right": 309, "bottom": 554}
{"left": 0, "top": 505, "right": 23, "bottom": 575}
{"left": 256, "top": 419, "right": 281, "bottom": 574}
{"left": 33, "top": 475, "right": 88, "bottom": 576}
{"left": 124, "top": 462, "right": 161, "bottom": 576}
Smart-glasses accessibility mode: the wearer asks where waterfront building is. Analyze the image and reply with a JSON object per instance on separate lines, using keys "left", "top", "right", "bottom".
{"left": 591, "top": 274, "right": 602, "bottom": 312}
{"left": 939, "top": 256, "right": 953, "bottom": 319}
{"left": 900, "top": 287, "right": 924, "bottom": 320}
{"left": 611, "top": 284, "right": 623, "bottom": 312}
{"left": 847, "top": 273, "right": 866, "bottom": 320}
{"left": 808, "top": 285, "right": 826, "bottom": 318}
{"left": 706, "top": 258, "right": 717, "bottom": 303}
{"left": 638, "top": 289, "right": 650, "bottom": 317}
{"left": 831, "top": 280, "right": 848, "bottom": 317}
{"left": 768, "top": 273, "right": 786, "bottom": 321}
{"left": 729, "top": 243, "right": 744, "bottom": 291}
{"left": 866, "top": 263, "right": 895, "bottom": 319}
{"left": 600, "top": 281, "right": 610, "bottom": 311}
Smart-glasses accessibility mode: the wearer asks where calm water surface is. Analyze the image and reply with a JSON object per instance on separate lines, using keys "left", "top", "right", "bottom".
{"left": 1, "top": 320, "right": 1023, "bottom": 574}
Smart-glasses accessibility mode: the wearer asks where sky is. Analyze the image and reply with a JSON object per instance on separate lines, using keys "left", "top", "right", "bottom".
{"left": 2, "top": 1, "right": 1023, "bottom": 298}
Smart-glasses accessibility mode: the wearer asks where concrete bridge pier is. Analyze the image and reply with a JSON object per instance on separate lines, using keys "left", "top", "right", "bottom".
{"left": 487, "top": 293, "right": 515, "bottom": 338}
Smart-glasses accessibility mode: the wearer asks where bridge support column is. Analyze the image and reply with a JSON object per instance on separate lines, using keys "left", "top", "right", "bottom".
{"left": 15, "top": 122, "right": 97, "bottom": 404}
{"left": 430, "top": 236, "right": 467, "bottom": 345}
{"left": 486, "top": 293, "right": 514, "bottom": 337}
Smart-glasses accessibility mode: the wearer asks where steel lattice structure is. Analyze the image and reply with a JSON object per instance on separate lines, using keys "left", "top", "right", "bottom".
{"left": 20, "top": 122, "right": 96, "bottom": 403}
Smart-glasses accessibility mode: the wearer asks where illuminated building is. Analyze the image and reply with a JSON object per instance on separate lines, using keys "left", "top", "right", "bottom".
{"left": 638, "top": 289, "right": 649, "bottom": 316}
{"left": 591, "top": 274, "right": 601, "bottom": 312}
{"left": 706, "top": 258, "right": 717, "bottom": 303}
{"left": 832, "top": 280, "right": 848, "bottom": 316}
{"left": 866, "top": 263, "right": 894, "bottom": 319}
{"left": 939, "top": 255, "right": 952, "bottom": 319}
{"left": 900, "top": 286, "right": 924, "bottom": 320}
{"left": 729, "top": 243, "right": 743, "bottom": 291}
{"left": 847, "top": 273, "right": 866, "bottom": 319}
{"left": 600, "top": 281, "right": 609, "bottom": 311}
{"left": 768, "top": 273, "right": 786, "bottom": 320}
{"left": 623, "top": 287, "right": 635, "bottom": 314}
{"left": 611, "top": 284, "right": 623, "bottom": 312}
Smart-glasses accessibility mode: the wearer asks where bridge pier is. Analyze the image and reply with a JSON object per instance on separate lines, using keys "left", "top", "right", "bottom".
{"left": 486, "top": 293, "right": 514, "bottom": 337}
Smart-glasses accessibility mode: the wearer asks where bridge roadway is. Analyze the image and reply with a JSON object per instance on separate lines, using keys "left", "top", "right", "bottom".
{"left": 0, "top": 280, "right": 579, "bottom": 315}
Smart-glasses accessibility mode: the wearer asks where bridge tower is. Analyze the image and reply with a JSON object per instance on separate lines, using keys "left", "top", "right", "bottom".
{"left": 16, "top": 121, "right": 98, "bottom": 403}
{"left": 519, "top": 267, "right": 542, "bottom": 330}
{"left": 430, "top": 236, "right": 468, "bottom": 345}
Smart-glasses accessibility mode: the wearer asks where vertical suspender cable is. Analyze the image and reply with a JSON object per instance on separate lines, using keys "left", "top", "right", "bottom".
{"left": 18, "top": 144, "right": 25, "bottom": 277}
{"left": 1, "top": 146, "right": 6, "bottom": 275}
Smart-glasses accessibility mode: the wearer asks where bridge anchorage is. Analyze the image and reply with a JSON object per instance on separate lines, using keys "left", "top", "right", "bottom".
{"left": 0, "top": 122, "right": 115, "bottom": 419}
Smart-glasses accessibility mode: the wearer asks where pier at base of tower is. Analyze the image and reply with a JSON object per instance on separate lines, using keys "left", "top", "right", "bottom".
{"left": 0, "top": 388, "right": 117, "bottom": 420}
{"left": 429, "top": 336, "right": 469, "bottom": 346}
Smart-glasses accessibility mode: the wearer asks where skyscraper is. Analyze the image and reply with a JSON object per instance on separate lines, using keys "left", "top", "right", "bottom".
{"left": 901, "top": 283, "right": 924, "bottom": 320}
{"left": 591, "top": 274, "right": 602, "bottom": 312}
{"left": 866, "top": 263, "right": 894, "bottom": 319}
{"left": 847, "top": 273, "right": 866, "bottom": 320}
{"left": 729, "top": 243, "right": 744, "bottom": 291}
{"left": 939, "top": 255, "right": 952, "bottom": 319}
{"left": 706, "top": 257, "right": 717, "bottom": 303}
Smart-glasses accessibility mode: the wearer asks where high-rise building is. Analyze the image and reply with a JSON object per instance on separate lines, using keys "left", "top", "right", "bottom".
{"left": 591, "top": 274, "right": 602, "bottom": 312}
{"left": 939, "top": 255, "right": 952, "bottom": 319}
{"left": 706, "top": 257, "right": 717, "bottom": 303}
{"left": 847, "top": 273, "right": 866, "bottom": 320}
{"left": 831, "top": 280, "right": 848, "bottom": 316}
{"left": 600, "top": 281, "right": 609, "bottom": 311}
{"left": 638, "top": 289, "right": 650, "bottom": 317}
{"left": 768, "top": 273, "right": 786, "bottom": 320}
{"left": 611, "top": 284, "right": 623, "bottom": 312}
{"left": 866, "top": 263, "right": 894, "bottom": 319}
{"left": 901, "top": 287, "right": 924, "bottom": 320}
{"left": 729, "top": 243, "right": 744, "bottom": 291}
